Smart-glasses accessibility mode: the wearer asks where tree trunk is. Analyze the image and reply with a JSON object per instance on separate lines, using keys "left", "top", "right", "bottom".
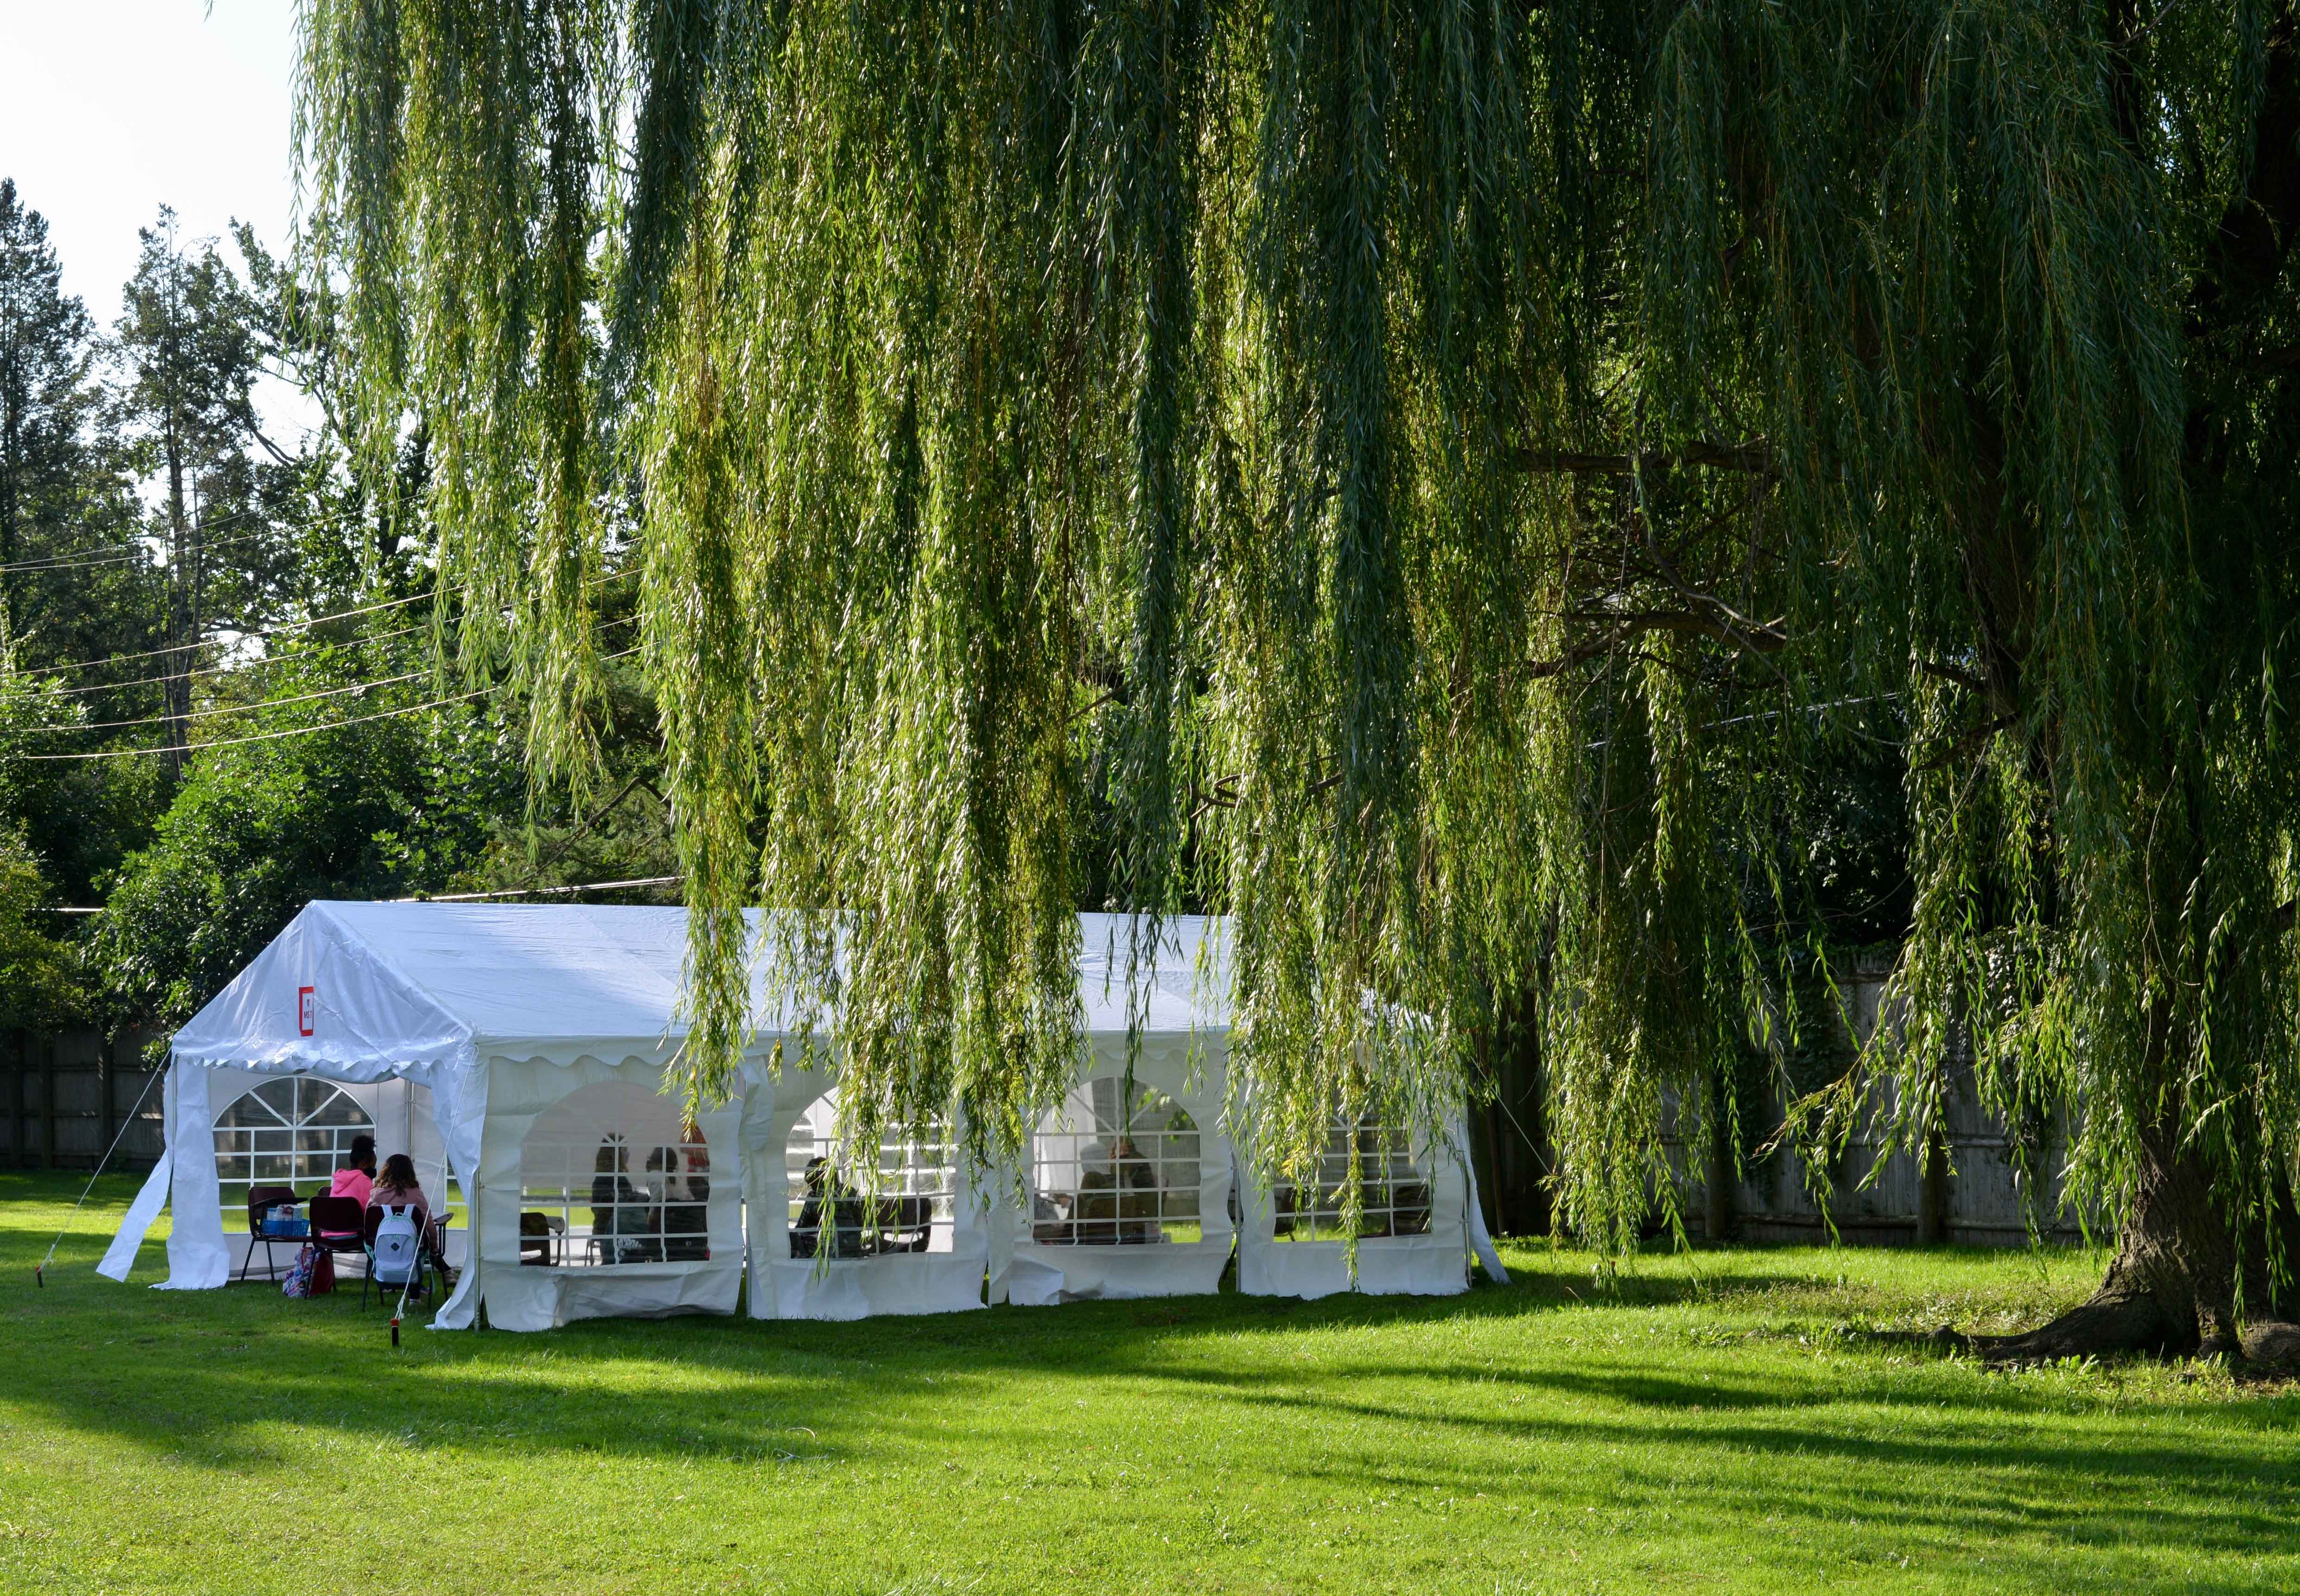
{"left": 1703, "top": 1064, "right": 1734, "bottom": 1245}
{"left": 1, "top": 394, "right": 19, "bottom": 642}
{"left": 1478, "top": 985, "right": 1552, "bottom": 1236}
{"left": 1950, "top": 1125, "right": 2245, "bottom": 1362}
{"left": 1916, "top": 1127, "right": 1948, "bottom": 1245}
{"left": 163, "top": 421, "right": 189, "bottom": 782}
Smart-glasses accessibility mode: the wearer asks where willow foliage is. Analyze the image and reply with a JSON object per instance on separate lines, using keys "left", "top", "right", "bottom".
{"left": 297, "top": 0, "right": 2300, "bottom": 1286}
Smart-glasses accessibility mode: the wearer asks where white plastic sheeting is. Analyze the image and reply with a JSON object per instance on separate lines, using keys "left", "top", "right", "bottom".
{"left": 1236, "top": 1117, "right": 1509, "bottom": 1299}
{"left": 742, "top": 1061, "right": 993, "bottom": 1321}
{"left": 105, "top": 901, "right": 785, "bottom": 1327}
{"left": 994, "top": 1035, "right": 1234, "bottom": 1305}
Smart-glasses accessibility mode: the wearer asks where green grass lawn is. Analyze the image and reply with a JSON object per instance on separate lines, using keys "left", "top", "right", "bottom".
{"left": 3, "top": 1171, "right": 2295, "bottom": 1595}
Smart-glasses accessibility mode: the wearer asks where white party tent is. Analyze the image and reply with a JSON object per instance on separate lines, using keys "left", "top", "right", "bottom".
{"left": 102, "top": 901, "right": 1503, "bottom": 1329}
{"left": 101, "top": 901, "right": 769, "bottom": 1328}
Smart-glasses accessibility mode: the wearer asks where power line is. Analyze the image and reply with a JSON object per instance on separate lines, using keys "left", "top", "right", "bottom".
{"left": 37, "top": 665, "right": 433, "bottom": 734}
{"left": 0, "top": 499, "right": 383, "bottom": 575}
{"left": 32, "top": 616, "right": 436, "bottom": 699}
{"left": 19, "top": 613, "right": 638, "bottom": 736}
{"left": 7, "top": 645, "right": 639, "bottom": 763}
{"left": 0, "top": 521, "right": 275, "bottom": 575}
{"left": 13, "top": 586, "right": 433, "bottom": 676}
{"left": 12, "top": 565, "right": 635, "bottom": 679}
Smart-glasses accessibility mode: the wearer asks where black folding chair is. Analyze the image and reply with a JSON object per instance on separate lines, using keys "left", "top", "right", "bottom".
{"left": 238, "top": 1185, "right": 303, "bottom": 1282}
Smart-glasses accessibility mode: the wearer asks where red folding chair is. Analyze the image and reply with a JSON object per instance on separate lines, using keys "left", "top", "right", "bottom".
{"left": 306, "top": 1195, "right": 367, "bottom": 1296}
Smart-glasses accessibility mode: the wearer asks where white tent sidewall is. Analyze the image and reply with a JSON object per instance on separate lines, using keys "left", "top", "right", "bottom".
{"left": 999, "top": 1037, "right": 1233, "bottom": 1306}
{"left": 746, "top": 1061, "right": 991, "bottom": 1322}
{"left": 476, "top": 1053, "right": 745, "bottom": 1332}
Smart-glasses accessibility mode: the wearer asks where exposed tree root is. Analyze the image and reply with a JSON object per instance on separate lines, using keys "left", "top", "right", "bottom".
{"left": 1931, "top": 1287, "right": 2194, "bottom": 1366}
{"left": 2238, "top": 1320, "right": 2300, "bottom": 1381}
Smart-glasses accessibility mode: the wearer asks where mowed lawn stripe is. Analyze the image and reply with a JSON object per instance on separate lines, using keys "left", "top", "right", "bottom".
{"left": 2, "top": 1172, "right": 2295, "bottom": 1594}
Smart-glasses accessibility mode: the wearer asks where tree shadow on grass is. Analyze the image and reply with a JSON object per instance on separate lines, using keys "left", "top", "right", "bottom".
{"left": 6, "top": 1194, "right": 2297, "bottom": 1592}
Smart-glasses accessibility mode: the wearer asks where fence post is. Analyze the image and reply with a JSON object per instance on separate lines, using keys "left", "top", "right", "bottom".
{"left": 41, "top": 1033, "right": 57, "bottom": 1169}
{"left": 1917, "top": 1127, "right": 1948, "bottom": 1244}
{"left": 99, "top": 1033, "right": 116, "bottom": 1168}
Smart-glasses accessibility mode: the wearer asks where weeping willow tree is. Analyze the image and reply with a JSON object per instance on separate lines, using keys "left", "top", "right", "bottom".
{"left": 296, "top": 0, "right": 2300, "bottom": 1358}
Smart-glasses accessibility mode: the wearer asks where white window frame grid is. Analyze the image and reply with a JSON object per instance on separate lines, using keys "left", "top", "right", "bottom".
{"left": 785, "top": 1111, "right": 958, "bottom": 1260}
{"left": 1270, "top": 1119, "right": 1433, "bottom": 1242}
{"left": 517, "top": 1131, "right": 714, "bottom": 1268}
{"left": 1030, "top": 1079, "right": 1202, "bottom": 1246}
{"left": 213, "top": 1077, "right": 375, "bottom": 1205}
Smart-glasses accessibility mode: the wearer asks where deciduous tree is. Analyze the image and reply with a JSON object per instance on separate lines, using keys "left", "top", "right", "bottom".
{"left": 297, "top": 0, "right": 2300, "bottom": 1360}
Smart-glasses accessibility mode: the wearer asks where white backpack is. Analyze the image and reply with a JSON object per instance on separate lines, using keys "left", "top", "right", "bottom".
{"left": 372, "top": 1205, "right": 423, "bottom": 1286}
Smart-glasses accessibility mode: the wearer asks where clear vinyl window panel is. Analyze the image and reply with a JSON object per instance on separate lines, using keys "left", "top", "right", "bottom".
{"left": 786, "top": 1093, "right": 958, "bottom": 1259}
{"left": 1271, "top": 1119, "right": 1432, "bottom": 1242}
{"left": 1031, "top": 1078, "right": 1201, "bottom": 1246}
{"left": 214, "top": 1077, "right": 374, "bottom": 1202}
{"left": 518, "top": 1080, "right": 711, "bottom": 1268}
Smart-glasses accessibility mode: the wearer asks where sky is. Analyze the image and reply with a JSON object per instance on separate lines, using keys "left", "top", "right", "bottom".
{"left": 0, "top": 1, "right": 306, "bottom": 426}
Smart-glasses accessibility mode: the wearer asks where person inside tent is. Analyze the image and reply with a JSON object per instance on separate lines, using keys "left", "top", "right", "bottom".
{"left": 590, "top": 1139, "right": 656, "bottom": 1263}
{"left": 1074, "top": 1135, "right": 1163, "bottom": 1244}
{"left": 791, "top": 1157, "right": 866, "bottom": 1259}
{"left": 330, "top": 1133, "right": 376, "bottom": 1205}
{"left": 370, "top": 1152, "right": 447, "bottom": 1262}
{"left": 656, "top": 1130, "right": 710, "bottom": 1262}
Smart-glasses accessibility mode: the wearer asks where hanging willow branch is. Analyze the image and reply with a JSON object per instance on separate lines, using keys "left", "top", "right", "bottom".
{"left": 297, "top": 0, "right": 2300, "bottom": 1311}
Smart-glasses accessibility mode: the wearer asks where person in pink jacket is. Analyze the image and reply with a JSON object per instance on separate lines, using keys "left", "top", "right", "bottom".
{"left": 326, "top": 1135, "right": 376, "bottom": 1215}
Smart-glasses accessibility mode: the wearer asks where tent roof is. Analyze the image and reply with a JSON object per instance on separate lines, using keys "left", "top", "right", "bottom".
{"left": 170, "top": 901, "right": 1227, "bottom": 1075}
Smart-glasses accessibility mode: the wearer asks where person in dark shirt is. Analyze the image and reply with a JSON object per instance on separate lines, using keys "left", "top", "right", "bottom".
{"left": 654, "top": 1132, "right": 710, "bottom": 1262}
{"left": 791, "top": 1157, "right": 866, "bottom": 1258}
{"left": 589, "top": 1139, "right": 655, "bottom": 1263}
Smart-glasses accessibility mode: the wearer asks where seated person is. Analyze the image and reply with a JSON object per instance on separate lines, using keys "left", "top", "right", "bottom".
{"left": 589, "top": 1139, "right": 657, "bottom": 1263}
{"left": 316, "top": 1135, "right": 377, "bottom": 1240}
{"left": 1073, "top": 1136, "right": 1163, "bottom": 1244}
{"left": 790, "top": 1157, "right": 866, "bottom": 1258}
{"left": 1030, "top": 1191, "right": 1074, "bottom": 1244}
{"left": 652, "top": 1137, "right": 710, "bottom": 1262}
{"left": 1388, "top": 1178, "right": 1433, "bottom": 1236}
{"left": 370, "top": 1152, "right": 447, "bottom": 1259}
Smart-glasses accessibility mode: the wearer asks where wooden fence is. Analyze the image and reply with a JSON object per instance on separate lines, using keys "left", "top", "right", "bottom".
{"left": 0, "top": 1028, "right": 167, "bottom": 1173}
{"left": 1470, "top": 954, "right": 2090, "bottom": 1247}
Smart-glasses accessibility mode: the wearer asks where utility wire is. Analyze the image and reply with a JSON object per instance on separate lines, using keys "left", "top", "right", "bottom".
{"left": 15, "top": 588, "right": 436, "bottom": 676}
{"left": 18, "top": 613, "right": 639, "bottom": 736}
{"left": 0, "top": 521, "right": 276, "bottom": 575}
{"left": 8, "top": 645, "right": 639, "bottom": 762}
{"left": 12, "top": 565, "right": 635, "bottom": 679}
{"left": 0, "top": 499, "right": 383, "bottom": 575}
{"left": 32, "top": 616, "right": 436, "bottom": 699}
{"left": 39, "top": 665, "right": 433, "bottom": 734}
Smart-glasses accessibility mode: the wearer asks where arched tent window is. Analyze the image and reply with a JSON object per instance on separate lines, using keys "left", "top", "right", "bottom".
{"left": 1271, "top": 1117, "right": 1432, "bottom": 1242}
{"left": 214, "top": 1077, "right": 373, "bottom": 1202}
{"left": 784, "top": 1092, "right": 957, "bottom": 1258}
{"left": 1031, "top": 1078, "right": 1201, "bottom": 1245}
{"left": 518, "top": 1081, "right": 710, "bottom": 1268}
